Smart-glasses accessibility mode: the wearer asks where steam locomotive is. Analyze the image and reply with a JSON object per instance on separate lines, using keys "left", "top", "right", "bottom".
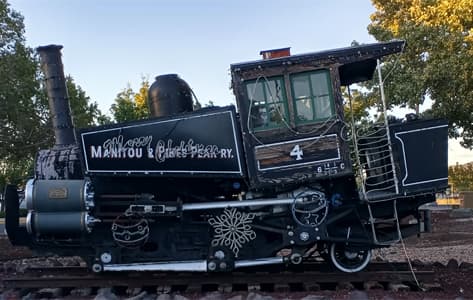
{"left": 4, "top": 41, "right": 448, "bottom": 273}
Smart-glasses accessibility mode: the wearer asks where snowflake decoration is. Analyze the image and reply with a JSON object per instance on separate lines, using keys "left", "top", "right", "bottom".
{"left": 208, "top": 208, "right": 256, "bottom": 257}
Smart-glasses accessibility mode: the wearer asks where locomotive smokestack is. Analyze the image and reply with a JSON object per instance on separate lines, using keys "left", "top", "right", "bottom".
{"left": 37, "top": 45, "right": 75, "bottom": 146}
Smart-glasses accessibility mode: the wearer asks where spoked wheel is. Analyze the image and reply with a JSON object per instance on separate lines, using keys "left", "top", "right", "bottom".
{"left": 329, "top": 243, "right": 371, "bottom": 273}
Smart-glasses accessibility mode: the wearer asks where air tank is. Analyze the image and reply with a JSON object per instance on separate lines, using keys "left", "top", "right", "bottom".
{"left": 148, "top": 74, "right": 194, "bottom": 118}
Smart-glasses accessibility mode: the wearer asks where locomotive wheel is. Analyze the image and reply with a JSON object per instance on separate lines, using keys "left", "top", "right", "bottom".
{"left": 329, "top": 243, "right": 371, "bottom": 273}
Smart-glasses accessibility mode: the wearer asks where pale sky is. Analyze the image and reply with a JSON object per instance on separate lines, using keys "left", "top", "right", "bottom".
{"left": 7, "top": 0, "right": 473, "bottom": 165}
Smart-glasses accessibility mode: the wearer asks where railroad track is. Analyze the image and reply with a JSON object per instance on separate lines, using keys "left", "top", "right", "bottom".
{"left": 1, "top": 262, "right": 434, "bottom": 292}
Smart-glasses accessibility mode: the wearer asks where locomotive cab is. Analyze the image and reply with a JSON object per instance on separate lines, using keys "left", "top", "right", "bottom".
{"left": 4, "top": 41, "right": 448, "bottom": 274}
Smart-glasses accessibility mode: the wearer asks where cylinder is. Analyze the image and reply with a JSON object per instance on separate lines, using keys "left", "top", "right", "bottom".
{"left": 25, "top": 179, "right": 94, "bottom": 212}
{"left": 37, "top": 45, "right": 75, "bottom": 146}
{"left": 147, "top": 74, "right": 193, "bottom": 118}
{"left": 26, "top": 212, "right": 89, "bottom": 235}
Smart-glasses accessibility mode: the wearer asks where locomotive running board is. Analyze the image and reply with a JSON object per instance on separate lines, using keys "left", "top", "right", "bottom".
{"left": 103, "top": 257, "right": 284, "bottom": 272}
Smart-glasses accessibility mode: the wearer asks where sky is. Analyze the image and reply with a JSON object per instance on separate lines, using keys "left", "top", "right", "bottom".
{"left": 8, "top": 0, "right": 473, "bottom": 165}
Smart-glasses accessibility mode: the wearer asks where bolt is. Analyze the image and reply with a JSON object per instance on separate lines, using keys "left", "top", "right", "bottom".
{"left": 219, "top": 262, "right": 227, "bottom": 270}
{"left": 100, "top": 252, "right": 112, "bottom": 264}
{"left": 316, "top": 236, "right": 321, "bottom": 240}
{"left": 92, "top": 263, "right": 102, "bottom": 273}
{"left": 207, "top": 261, "right": 217, "bottom": 271}
{"left": 299, "top": 232, "right": 310, "bottom": 241}
{"left": 290, "top": 240, "right": 295, "bottom": 244}
{"left": 215, "top": 250, "right": 225, "bottom": 259}
{"left": 290, "top": 254, "right": 303, "bottom": 265}
{"left": 288, "top": 231, "right": 294, "bottom": 237}
{"left": 315, "top": 227, "right": 319, "bottom": 232}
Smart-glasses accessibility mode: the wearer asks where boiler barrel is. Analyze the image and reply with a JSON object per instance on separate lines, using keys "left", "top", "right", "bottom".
{"left": 148, "top": 74, "right": 193, "bottom": 118}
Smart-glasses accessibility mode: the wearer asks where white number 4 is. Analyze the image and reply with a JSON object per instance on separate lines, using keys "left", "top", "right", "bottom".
{"left": 290, "top": 144, "right": 303, "bottom": 160}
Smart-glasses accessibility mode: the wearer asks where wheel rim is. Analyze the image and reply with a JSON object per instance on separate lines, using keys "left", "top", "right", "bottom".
{"left": 329, "top": 243, "right": 371, "bottom": 273}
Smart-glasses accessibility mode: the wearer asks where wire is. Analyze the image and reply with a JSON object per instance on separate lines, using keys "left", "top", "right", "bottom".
{"left": 397, "top": 218, "right": 424, "bottom": 291}
{"left": 381, "top": 42, "right": 405, "bottom": 84}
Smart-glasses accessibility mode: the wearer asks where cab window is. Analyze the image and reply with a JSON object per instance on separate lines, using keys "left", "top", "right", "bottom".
{"left": 290, "top": 70, "right": 334, "bottom": 124}
{"left": 246, "top": 77, "right": 288, "bottom": 131}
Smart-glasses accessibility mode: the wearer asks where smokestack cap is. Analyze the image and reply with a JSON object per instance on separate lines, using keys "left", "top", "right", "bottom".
{"left": 37, "top": 44, "right": 63, "bottom": 52}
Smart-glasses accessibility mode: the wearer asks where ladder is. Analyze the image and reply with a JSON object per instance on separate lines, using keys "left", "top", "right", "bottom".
{"left": 366, "top": 199, "right": 401, "bottom": 245}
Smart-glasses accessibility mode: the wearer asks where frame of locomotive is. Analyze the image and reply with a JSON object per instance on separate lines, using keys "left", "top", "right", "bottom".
{"left": 4, "top": 41, "right": 448, "bottom": 274}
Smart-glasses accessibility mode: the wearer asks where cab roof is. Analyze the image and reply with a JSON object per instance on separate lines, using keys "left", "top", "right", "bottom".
{"left": 231, "top": 40, "right": 405, "bottom": 86}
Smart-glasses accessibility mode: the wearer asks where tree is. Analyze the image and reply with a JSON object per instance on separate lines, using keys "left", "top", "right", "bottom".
{"left": 66, "top": 76, "right": 111, "bottom": 128}
{"left": 0, "top": 0, "right": 46, "bottom": 189}
{"left": 367, "top": 0, "right": 473, "bottom": 148}
{"left": 110, "top": 77, "right": 150, "bottom": 122}
{"left": 133, "top": 77, "right": 150, "bottom": 120}
{"left": 0, "top": 0, "right": 109, "bottom": 191}
{"left": 449, "top": 163, "right": 473, "bottom": 192}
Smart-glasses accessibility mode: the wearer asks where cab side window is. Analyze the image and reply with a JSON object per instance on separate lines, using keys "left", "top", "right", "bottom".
{"left": 246, "top": 77, "right": 288, "bottom": 131}
{"left": 290, "top": 70, "right": 334, "bottom": 124}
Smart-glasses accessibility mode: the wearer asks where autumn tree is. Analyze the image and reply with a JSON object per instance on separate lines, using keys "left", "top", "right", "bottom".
{"left": 110, "top": 77, "right": 150, "bottom": 122}
{"left": 367, "top": 0, "right": 473, "bottom": 148}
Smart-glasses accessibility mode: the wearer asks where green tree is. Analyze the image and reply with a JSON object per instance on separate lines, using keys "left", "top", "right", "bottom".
{"left": 367, "top": 0, "right": 473, "bottom": 148}
{"left": 66, "top": 76, "right": 111, "bottom": 128}
{"left": 449, "top": 163, "right": 473, "bottom": 192}
{"left": 110, "top": 77, "right": 150, "bottom": 122}
{"left": 0, "top": 0, "right": 45, "bottom": 189}
{"left": 0, "top": 0, "right": 109, "bottom": 191}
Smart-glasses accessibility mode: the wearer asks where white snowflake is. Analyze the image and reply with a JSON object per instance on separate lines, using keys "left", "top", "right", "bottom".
{"left": 208, "top": 208, "right": 256, "bottom": 257}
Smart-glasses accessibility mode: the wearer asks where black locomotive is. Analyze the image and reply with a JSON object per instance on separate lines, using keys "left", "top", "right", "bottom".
{"left": 4, "top": 41, "right": 448, "bottom": 273}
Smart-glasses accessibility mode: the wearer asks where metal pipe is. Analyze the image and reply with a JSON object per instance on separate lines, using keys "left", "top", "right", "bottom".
{"left": 102, "top": 257, "right": 284, "bottom": 272}
{"left": 182, "top": 198, "right": 295, "bottom": 211}
{"left": 103, "top": 260, "right": 208, "bottom": 272}
{"left": 234, "top": 257, "right": 284, "bottom": 268}
{"left": 37, "top": 45, "right": 75, "bottom": 146}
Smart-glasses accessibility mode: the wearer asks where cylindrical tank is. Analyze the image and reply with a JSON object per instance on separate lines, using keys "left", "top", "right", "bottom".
{"left": 37, "top": 45, "right": 75, "bottom": 146}
{"left": 148, "top": 74, "right": 193, "bottom": 118}
{"left": 26, "top": 212, "right": 93, "bottom": 235}
{"left": 25, "top": 179, "right": 94, "bottom": 212}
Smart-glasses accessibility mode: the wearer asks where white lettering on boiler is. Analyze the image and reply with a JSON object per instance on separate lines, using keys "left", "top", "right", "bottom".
{"left": 90, "top": 135, "right": 151, "bottom": 159}
{"left": 89, "top": 135, "right": 234, "bottom": 162}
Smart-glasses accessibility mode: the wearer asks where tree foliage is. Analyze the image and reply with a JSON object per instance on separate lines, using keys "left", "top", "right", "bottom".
{"left": 0, "top": 0, "right": 108, "bottom": 189}
{"left": 110, "top": 77, "right": 150, "bottom": 122}
{"left": 66, "top": 76, "right": 111, "bottom": 128}
{"left": 0, "top": 0, "right": 45, "bottom": 188}
{"left": 449, "top": 163, "right": 473, "bottom": 192}
{"left": 367, "top": 0, "right": 473, "bottom": 148}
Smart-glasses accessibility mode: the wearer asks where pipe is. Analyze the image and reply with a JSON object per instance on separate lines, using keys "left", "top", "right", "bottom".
{"left": 37, "top": 45, "right": 75, "bottom": 146}
{"left": 103, "top": 260, "right": 208, "bottom": 272}
{"left": 234, "top": 257, "right": 284, "bottom": 268}
{"left": 182, "top": 198, "right": 295, "bottom": 211}
{"left": 102, "top": 257, "right": 284, "bottom": 272}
